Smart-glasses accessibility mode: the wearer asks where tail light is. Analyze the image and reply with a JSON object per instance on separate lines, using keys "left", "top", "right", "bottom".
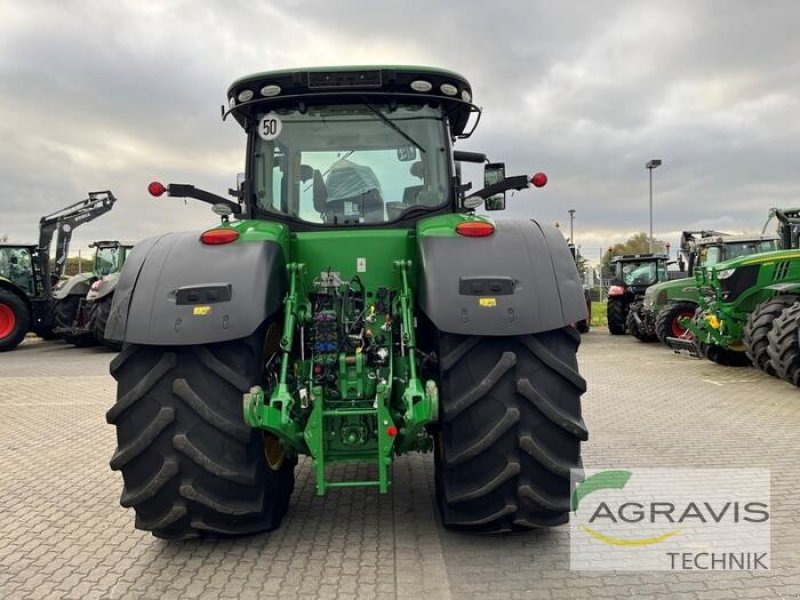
{"left": 200, "top": 228, "right": 239, "bottom": 245}
{"left": 455, "top": 221, "right": 495, "bottom": 237}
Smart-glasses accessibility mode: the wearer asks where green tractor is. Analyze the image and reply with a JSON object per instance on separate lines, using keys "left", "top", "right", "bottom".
{"left": 105, "top": 66, "right": 589, "bottom": 539}
{"left": 0, "top": 192, "right": 116, "bottom": 351}
{"left": 605, "top": 253, "right": 669, "bottom": 336}
{"left": 672, "top": 209, "right": 800, "bottom": 371}
{"left": 637, "top": 231, "right": 779, "bottom": 344}
{"left": 53, "top": 240, "right": 134, "bottom": 348}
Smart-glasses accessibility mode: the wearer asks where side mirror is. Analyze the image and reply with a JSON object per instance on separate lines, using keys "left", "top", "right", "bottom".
{"left": 484, "top": 162, "right": 506, "bottom": 211}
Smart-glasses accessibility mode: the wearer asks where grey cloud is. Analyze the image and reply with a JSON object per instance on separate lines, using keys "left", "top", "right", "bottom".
{"left": 1, "top": 0, "right": 799, "bottom": 260}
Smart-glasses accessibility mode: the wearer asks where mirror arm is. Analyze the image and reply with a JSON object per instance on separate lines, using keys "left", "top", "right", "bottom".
{"left": 472, "top": 175, "right": 530, "bottom": 199}
{"left": 167, "top": 184, "right": 242, "bottom": 214}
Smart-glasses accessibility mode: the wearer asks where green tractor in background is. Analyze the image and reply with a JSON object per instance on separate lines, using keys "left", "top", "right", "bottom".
{"left": 105, "top": 66, "right": 589, "bottom": 539}
{"left": 637, "top": 231, "right": 779, "bottom": 344}
{"left": 672, "top": 209, "right": 800, "bottom": 374}
{"left": 0, "top": 192, "right": 116, "bottom": 351}
{"left": 53, "top": 240, "right": 134, "bottom": 348}
{"left": 605, "top": 253, "right": 670, "bottom": 336}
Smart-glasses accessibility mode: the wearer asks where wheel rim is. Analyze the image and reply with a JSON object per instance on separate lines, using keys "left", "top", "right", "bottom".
{"left": 671, "top": 311, "right": 695, "bottom": 338}
{"left": 0, "top": 303, "right": 15, "bottom": 339}
{"left": 263, "top": 432, "right": 285, "bottom": 471}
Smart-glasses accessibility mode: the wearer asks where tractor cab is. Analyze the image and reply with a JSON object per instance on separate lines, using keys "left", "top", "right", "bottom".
{"left": 89, "top": 240, "right": 134, "bottom": 278}
{"left": 0, "top": 244, "right": 37, "bottom": 297}
{"left": 611, "top": 254, "right": 668, "bottom": 293}
{"left": 694, "top": 235, "right": 779, "bottom": 267}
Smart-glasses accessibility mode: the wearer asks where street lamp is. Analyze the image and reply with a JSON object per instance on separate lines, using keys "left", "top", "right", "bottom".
{"left": 568, "top": 208, "right": 576, "bottom": 243}
{"left": 645, "top": 159, "right": 662, "bottom": 253}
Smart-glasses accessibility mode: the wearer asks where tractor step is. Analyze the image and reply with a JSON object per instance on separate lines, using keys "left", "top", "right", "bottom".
{"left": 666, "top": 336, "right": 700, "bottom": 358}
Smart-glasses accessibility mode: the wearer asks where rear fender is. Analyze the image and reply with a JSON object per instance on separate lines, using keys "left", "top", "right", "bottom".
{"left": 417, "top": 219, "right": 585, "bottom": 335}
{"left": 86, "top": 272, "right": 120, "bottom": 302}
{"left": 106, "top": 231, "right": 287, "bottom": 345}
{"left": 52, "top": 273, "right": 94, "bottom": 300}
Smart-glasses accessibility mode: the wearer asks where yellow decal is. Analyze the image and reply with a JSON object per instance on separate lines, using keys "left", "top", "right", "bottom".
{"left": 193, "top": 305, "right": 212, "bottom": 316}
{"left": 581, "top": 524, "right": 681, "bottom": 547}
{"left": 479, "top": 297, "right": 497, "bottom": 307}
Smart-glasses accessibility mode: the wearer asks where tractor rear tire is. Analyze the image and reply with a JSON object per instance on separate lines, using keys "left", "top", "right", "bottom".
{"left": 0, "top": 290, "right": 29, "bottom": 352}
{"left": 106, "top": 331, "right": 295, "bottom": 539}
{"left": 767, "top": 302, "right": 800, "bottom": 385}
{"left": 435, "top": 327, "right": 588, "bottom": 533}
{"left": 607, "top": 298, "right": 626, "bottom": 335}
{"left": 655, "top": 301, "right": 697, "bottom": 345}
{"left": 744, "top": 295, "right": 799, "bottom": 375}
{"left": 698, "top": 342, "right": 751, "bottom": 367}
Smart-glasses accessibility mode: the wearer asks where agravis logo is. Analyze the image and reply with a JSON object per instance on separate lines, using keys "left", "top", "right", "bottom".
{"left": 572, "top": 470, "right": 681, "bottom": 546}
{"left": 569, "top": 468, "right": 771, "bottom": 571}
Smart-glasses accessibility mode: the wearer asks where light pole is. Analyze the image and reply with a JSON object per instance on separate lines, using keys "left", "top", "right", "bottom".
{"left": 568, "top": 208, "right": 576, "bottom": 243}
{"left": 645, "top": 159, "right": 662, "bottom": 252}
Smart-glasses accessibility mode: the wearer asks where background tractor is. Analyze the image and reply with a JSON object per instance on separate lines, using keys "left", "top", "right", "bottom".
{"left": 53, "top": 240, "right": 134, "bottom": 348}
{"left": 638, "top": 231, "right": 779, "bottom": 345}
{"left": 605, "top": 253, "right": 669, "bottom": 336}
{"left": 105, "top": 66, "right": 589, "bottom": 540}
{"left": 669, "top": 208, "right": 800, "bottom": 374}
{"left": 0, "top": 191, "right": 116, "bottom": 351}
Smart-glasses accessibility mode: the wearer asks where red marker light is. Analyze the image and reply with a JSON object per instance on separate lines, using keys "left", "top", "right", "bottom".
{"left": 455, "top": 221, "right": 495, "bottom": 237}
{"left": 200, "top": 228, "right": 239, "bottom": 245}
{"left": 531, "top": 172, "right": 548, "bottom": 188}
{"left": 608, "top": 285, "right": 625, "bottom": 297}
{"left": 148, "top": 181, "right": 167, "bottom": 197}
{"left": 386, "top": 426, "right": 398, "bottom": 437}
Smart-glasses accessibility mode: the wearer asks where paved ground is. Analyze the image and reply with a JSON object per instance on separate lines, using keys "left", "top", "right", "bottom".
{"left": 1, "top": 331, "right": 799, "bottom": 600}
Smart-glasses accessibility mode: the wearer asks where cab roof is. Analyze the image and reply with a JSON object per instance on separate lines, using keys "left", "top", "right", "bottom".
{"left": 225, "top": 65, "right": 476, "bottom": 136}
{"left": 0, "top": 242, "right": 36, "bottom": 249}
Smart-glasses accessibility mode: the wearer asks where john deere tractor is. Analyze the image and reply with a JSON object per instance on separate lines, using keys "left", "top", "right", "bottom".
{"left": 668, "top": 209, "right": 800, "bottom": 373}
{"left": 0, "top": 192, "right": 116, "bottom": 351}
{"left": 638, "top": 231, "right": 779, "bottom": 345}
{"left": 105, "top": 66, "right": 588, "bottom": 539}
{"left": 606, "top": 253, "right": 669, "bottom": 336}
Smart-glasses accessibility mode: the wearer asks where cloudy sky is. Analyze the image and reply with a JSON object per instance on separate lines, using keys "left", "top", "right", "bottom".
{"left": 2, "top": 0, "right": 799, "bottom": 263}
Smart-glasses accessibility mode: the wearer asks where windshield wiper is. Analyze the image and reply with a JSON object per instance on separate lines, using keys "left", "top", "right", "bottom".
{"left": 359, "top": 97, "right": 426, "bottom": 154}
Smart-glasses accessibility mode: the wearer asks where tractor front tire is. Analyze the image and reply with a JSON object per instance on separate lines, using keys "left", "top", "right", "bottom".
{"left": 698, "top": 342, "right": 751, "bottom": 367}
{"left": 52, "top": 295, "right": 80, "bottom": 332}
{"left": 767, "top": 302, "right": 800, "bottom": 385}
{"left": 106, "top": 332, "right": 295, "bottom": 539}
{"left": 435, "top": 327, "right": 587, "bottom": 533}
{"left": 744, "top": 296, "right": 799, "bottom": 375}
{"left": 626, "top": 303, "right": 656, "bottom": 342}
{"left": 607, "top": 298, "right": 626, "bottom": 335}
{"left": 0, "top": 290, "right": 29, "bottom": 352}
{"left": 655, "top": 301, "right": 697, "bottom": 345}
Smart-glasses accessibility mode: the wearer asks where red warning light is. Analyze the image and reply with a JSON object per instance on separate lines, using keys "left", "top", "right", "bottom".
{"left": 148, "top": 181, "right": 167, "bottom": 197}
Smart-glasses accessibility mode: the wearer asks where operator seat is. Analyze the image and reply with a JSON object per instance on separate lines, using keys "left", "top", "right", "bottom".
{"left": 323, "top": 163, "right": 385, "bottom": 224}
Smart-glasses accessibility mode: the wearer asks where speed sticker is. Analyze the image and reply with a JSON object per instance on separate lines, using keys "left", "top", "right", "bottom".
{"left": 258, "top": 113, "right": 282, "bottom": 140}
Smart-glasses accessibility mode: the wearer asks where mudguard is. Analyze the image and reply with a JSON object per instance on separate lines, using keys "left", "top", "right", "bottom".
{"left": 106, "top": 231, "right": 287, "bottom": 345}
{"left": 52, "top": 273, "right": 93, "bottom": 300}
{"left": 417, "top": 219, "right": 585, "bottom": 335}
